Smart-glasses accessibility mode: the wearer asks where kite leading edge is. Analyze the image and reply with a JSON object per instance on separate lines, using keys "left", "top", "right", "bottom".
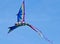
{"left": 8, "top": 0, "right": 53, "bottom": 44}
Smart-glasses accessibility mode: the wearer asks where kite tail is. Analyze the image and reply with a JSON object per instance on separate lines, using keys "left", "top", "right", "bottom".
{"left": 27, "top": 24, "right": 53, "bottom": 44}
{"left": 35, "top": 27, "right": 53, "bottom": 44}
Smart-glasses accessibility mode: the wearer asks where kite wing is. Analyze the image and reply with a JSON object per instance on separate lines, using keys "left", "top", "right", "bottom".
{"left": 8, "top": 25, "right": 19, "bottom": 33}
{"left": 17, "top": 0, "right": 25, "bottom": 22}
{"left": 8, "top": 23, "right": 25, "bottom": 33}
{"left": 26, "top": 24, "right": 53, "bottom": 44}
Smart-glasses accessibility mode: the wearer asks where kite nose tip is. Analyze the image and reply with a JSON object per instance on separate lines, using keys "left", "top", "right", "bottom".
{"left": 8, "top": 30, "right": 10, "bottom": 34}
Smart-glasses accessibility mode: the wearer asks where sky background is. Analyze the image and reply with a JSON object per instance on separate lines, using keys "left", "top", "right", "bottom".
{"left": 0, "top": 0, "right": 60, "bottom": 44}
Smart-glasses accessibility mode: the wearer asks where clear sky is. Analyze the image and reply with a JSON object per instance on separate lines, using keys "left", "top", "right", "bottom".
{"left": 0, "top": 0, "right": 60, "bottom": 44}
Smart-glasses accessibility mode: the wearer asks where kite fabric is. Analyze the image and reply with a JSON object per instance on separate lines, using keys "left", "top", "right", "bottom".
{"left": 17, "top": 0, "right": 25, "bottom": 22}
{"left": 8, "top": 26, "right": 18, "bottom": 33}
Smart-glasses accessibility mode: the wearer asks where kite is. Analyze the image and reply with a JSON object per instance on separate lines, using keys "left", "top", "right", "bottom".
{"left": 8, "top": 0, "right": 53, "bottom": 44}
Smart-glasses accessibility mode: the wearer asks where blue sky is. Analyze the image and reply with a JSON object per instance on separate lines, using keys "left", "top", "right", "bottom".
{"left": 0, "top": 0, "right": 60, "bottom": 44}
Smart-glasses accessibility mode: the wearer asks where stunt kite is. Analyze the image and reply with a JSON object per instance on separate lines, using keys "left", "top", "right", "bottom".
{"left": 8, "top": 0, "right": 53, "bottom": 44}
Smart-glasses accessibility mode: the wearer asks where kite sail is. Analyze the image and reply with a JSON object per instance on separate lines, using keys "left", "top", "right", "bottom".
{"left": 17, "top": 0, "right": 25, "bottom": 23}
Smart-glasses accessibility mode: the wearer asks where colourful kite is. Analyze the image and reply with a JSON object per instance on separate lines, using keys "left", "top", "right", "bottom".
{"left": 8, "top": 0, "right": 53, "bottom": 44}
